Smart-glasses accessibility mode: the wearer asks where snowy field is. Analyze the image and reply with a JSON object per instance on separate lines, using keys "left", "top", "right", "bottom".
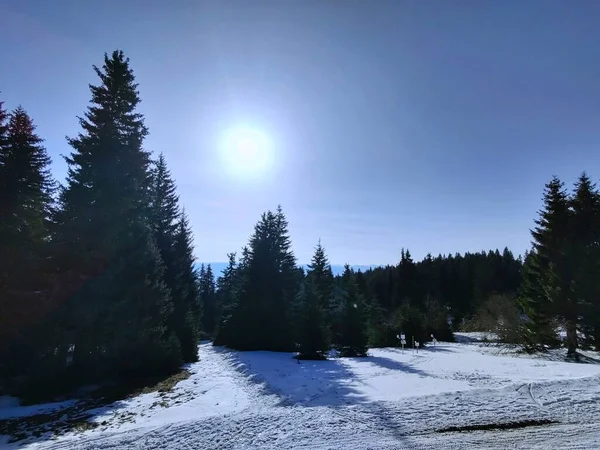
{"left": 2, "top": 335, "right": 600, "bottom": 449}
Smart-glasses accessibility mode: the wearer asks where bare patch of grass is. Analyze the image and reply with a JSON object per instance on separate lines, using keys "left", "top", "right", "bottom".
{"left": 0, "top": 368, "right": 191, "bottom": 444}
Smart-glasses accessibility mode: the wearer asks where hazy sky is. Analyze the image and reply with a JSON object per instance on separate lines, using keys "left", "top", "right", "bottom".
{"left": 2, "top": 0, "right": 599, "bottom": 265}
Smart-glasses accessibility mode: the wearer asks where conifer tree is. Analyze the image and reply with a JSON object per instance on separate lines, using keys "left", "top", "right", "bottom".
{"left": 53, "top": 50, "right": 181, "bottom": 381}
{"left": 200, "top": 263, "right": 217, "bottom": 335}
{"left": 520, "top": 177, "right": 572, "bottom": 353}
{"left": 148, "top": 155, "right": 201, "bottom": 359}
{"left": 169, "top": 210, "right": 201, "bottom": 362}
{"left": 293, "top": 278, "right": 330, "bottom": 359}
{"left": 336, "top": 265, "right": 368, "bottom": 357}
{"left": 215, "top": 206, "right": 298, "bottom": 351}
{"left": 150, "top": 153, "right": 179, "bottom": 275}
{"left": 214, "top": 252, "right": 238, "bottom": 337}
{"left": 306, "top": 239, "right": 334, "bottom": 325}
{"left": 570, "top": 173, "right": 600, "bottom": 347}
{"left": 0, "top": 107, "right": 55, "bottom": 375}
{"left": 0, "top": 99, "right": 8, "bottom": 152}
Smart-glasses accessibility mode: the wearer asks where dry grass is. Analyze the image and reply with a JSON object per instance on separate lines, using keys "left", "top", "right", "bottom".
{"left": 0, "top": 368, "right": 191, "bottom": 444}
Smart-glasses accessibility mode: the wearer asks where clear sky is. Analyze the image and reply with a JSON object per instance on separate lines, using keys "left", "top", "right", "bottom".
{"left": 1, "top": 0, "right": 599, "bottom": 265}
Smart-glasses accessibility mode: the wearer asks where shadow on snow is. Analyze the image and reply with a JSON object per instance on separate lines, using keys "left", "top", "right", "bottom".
{"left": 213, "top": 346, "right": 431, "bottom": 445}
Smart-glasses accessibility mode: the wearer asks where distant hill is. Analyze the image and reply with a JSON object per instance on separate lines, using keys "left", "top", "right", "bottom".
{"left": 195, "top": 262, "right": 381, "bottom": 278}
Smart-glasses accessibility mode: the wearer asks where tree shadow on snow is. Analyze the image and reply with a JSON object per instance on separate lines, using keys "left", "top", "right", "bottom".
{"left": 215, "top": 347, "right": 417, "bottom": 445}
{"left": 215, "top": 346, "right": 370, "bottom": 408}
{"left": 359, "top": 355, "right": 430, "bottom": 378}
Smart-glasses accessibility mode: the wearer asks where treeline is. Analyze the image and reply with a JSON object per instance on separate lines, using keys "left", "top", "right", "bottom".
{"left": 0, "top": 51, "right": 201, "bottom": 398}
{"left": 207, "top": 177, "right": 600, "bottom": 359}
{"left": 206, "top": 209, "right": 524, "bottom": 358}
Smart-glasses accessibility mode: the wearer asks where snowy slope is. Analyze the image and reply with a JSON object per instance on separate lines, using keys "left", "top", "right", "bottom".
{"left": 3, "top": 339, "right": 600, "bottom": 449}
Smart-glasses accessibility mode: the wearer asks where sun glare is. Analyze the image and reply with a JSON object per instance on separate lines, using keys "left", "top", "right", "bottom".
{"left": 222, "top": 127, "right": 273, "bottom": 178}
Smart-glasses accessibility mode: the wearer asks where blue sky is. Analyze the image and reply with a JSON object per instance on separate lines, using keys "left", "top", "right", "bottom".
{"left": 1, "top": 0, "right": 599, "bottom": 265}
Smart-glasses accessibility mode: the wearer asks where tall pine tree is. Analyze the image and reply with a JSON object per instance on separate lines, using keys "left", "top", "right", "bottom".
{"left": 199, "top": 263, "right": 217, "bottom": 336}
{"left": 149, "top": 155, "right": 200, "bottom": 361}
{"left": 520, "top": 177, "right": 572, "bottom": 353}
{"left": 306, "top": 239, "right": 335, "bottom": 327}
{"left": 0, "top": 107, "right": 55, "bottom": 376}
{"left": 169, "top": 210, "right": 201, "bottom": 362}
{"left": 336, "top": 265, "right": 369, "bottom": 357}
{"left": 570, "top": 173, "right": 600, "bottom": 348}
{"left": 214, "top": 252, "right": 238, "bottom": 338}
{"left": 292, "top": 278, "right": 330, "bottom": 359}
{"left": 53, "top": 50, "right": 181, "bottom": 381}
{"left": 215, "top": 206, "right": 298, "bottom": 351}
{"left": 150, "top": 153, "right": 179, "bottom": 286}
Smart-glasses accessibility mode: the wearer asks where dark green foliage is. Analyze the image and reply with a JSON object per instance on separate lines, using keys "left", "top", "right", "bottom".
{"left": 336, "top": 266, "right": 368, "bottom": 357}
{"left": 517, "top": 174, "right": 600, "bottom": 354}
{"left": 518, "top": 250, "right": 559, "bottom": 350}
{"left": 360, "top": 249, "right": 522, "bottom": 330}
{"left": 519, "top": 177, "right": 575, "bottom": 353}
{"left": 423, "top": 298, "right": 454, "bottom": 343}
{"left": 293, "top": 279, "right": 330, "bottom": 359}
{"left": 149, "top": 154, "right": 200, "bottom": 362}
{"left": 569, "top": 174, "right": 600, "bottom": 348}
{"left": 51, "top": 50, "right": 182, "bottom": 384}
{"left": 169, "top": 211, "right": 201, "bottom": 362}
{"left": 365, "top": 296, "right": 397, "bottom": 348}
{"left": 0, "top": 106, "right": 55, "bottom": 377}
{"left": 150, "top": 153, "right": 179, "bottom": 244}
{"left": 391, "top": 304, "right": 428, "bottom": 347}
{"left": 213, "top": 252, "right": 239, "bottom": 340}
{"left": 149, "top": 154, "right": 180, "bottom": 299}
{"left": 199, "top": 263, "right": 217, "bottom": 336}
{"left": 215, "top": 206, "right": 298, "bottom": 352}
{"left": 306, "top": 239, "right": 335, "bottom": 327}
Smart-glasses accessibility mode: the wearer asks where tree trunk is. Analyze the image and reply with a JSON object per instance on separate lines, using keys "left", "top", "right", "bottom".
{"left": 565, "top": 319, "right": 578, "bottom": 356}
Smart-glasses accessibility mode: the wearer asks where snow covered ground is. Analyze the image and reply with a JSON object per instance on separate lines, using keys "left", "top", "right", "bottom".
{"left": 3, "top": 336, "right": 600, "bottom": 449}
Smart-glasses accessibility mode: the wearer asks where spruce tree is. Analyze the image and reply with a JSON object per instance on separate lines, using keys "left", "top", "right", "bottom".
{"left": 170, "top": 211, "right": 201, "bottom": 362}
{"left": 570, "top": 173, "right": 600, "bottom": 347}
{"left": 520, "top": 177, "right": 572, "bottom": 353}
{"left": 213, "top": 252, "right": 238, "bottom": 341}
{"left": 306, "top": 239, "right": 334, "bottom": 326}
{"left": 336, "top": 265, "right": 369, "bottom": 357}
{"left": 215, "top": 206, "right": 298, "bottom": 351}
{"left": 293, "top": 278, "right": 330, "bottom": 359}
{"left": 148, "top": 155, "right": 201, "bottom": 360}
{"left": 0, "top": 107, "right": 55, "bottom": 376}
{"left": 150, "top": 153, "right": 179, "bottom": 284}
{"left": 200, "top": 263, "right": 217, "bottom": 336}
{"left": 53, "top": 50, "right": 181, "bottom": 381}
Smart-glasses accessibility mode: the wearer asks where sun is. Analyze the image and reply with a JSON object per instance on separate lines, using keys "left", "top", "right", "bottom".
{"left": 222, "top": 127, "right": 273, "bottom": 178}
